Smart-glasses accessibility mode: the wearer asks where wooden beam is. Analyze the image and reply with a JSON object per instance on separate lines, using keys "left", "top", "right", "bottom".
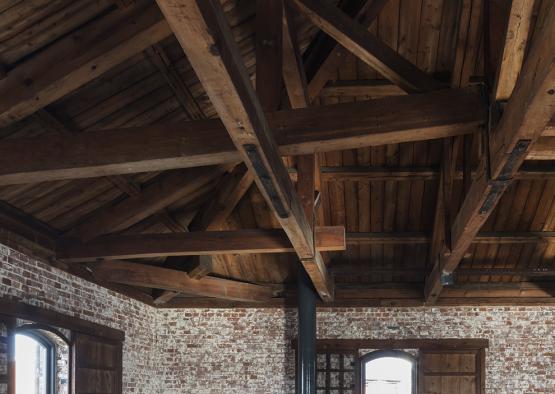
{"left": 425, "top": 2, "right": 555, "bottom": 302}
{"left": 155, "top": 0, "right": 335, "bottom": 299}
{"left": 306, "top": 0, "right": 391, "bottom": 100}
{"left": 527, "top": 136, "right": 555, "bottom": 160}
{"left": 319, "top": 80, "right": 406, "bottom": 98}
{"left": 34, "top": 108, "right": 145, "bottom": 201}
{"left": 0, "top": 201, "right": 58, "bottom": 259}
{"left": 57, "top": 226, "right": 346, "bottom": 262}
{"left": 188, "top": 164, "right": 253, "bottom": 232}
{"left": 329, "top": 264, "right": 555, "bottom": 278}
{"left": 156, "top": 165, "right": 254, "bottom": 304}
{"left": 0, "top": 88, "right": 485, "bottom": 185}
{"left": 91, "top": 260, "right": 274, "bottom": 302}
{"left": 345, "top": 231, "right": 555, "bottom": 245}
{"left": 319, "top": 164, "right": 555, "bottom": 181}
{"left": 144, "top": 44, "right": 205, "bottom": 120}
{"left": 282, "top": 3, "right": 318, "bottom": 230}
{"left": 0, "top": 2, "right": 171, "bottom": 127}
{"left": 282, "top": 3, "right": 310, "bottom": 109}
{"left": 290, "top": 0, "right": 442, "bottom": 92}
{"left": 492, "top": 0, "right": 535, "bottom": 101}
{"left": 70, "top": 166, "right": 225, "bottom": 241}
{"left": 256, "top": 0, "right": 283, "bottom": 111}
{"left": 161, "top": 295, "right": 555, "bottom": 308}
{"left": 187, "top": 255, "right": 214, "bottom": 279}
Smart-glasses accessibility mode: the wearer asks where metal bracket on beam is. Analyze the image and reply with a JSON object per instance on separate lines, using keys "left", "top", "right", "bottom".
{"left": 497, "top": 139, "right": 531, "bottom": 181}
{"left": 440, "top": 271, "right": 455, "bottom": 286}
{"left": 479, "top": 180, "right": 507, "bottom": 214}
{"left": 479, "top": 139, "right": 531, "bottom": 214}
{"left": 244, "top": 144, "right": 289, "bottom": 218}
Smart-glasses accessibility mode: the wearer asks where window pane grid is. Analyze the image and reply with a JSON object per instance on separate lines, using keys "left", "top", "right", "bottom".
{"left": 316, "top": 351, "right": 356, "bottom": 393}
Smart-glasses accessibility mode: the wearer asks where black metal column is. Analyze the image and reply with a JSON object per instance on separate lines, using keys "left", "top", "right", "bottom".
{"left": 297, "top": 266, "right": 317, "bottom": 394}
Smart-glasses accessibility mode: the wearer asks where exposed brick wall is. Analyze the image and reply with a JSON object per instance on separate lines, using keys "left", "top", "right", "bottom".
{"left": 158, "top": 306, "right": 555, "bottom": 394}
{"left": 0, "top": 244, "right": 160, "bottom": 393}
{"left": 2, "top": 242, "right": 555, "bottom": 393}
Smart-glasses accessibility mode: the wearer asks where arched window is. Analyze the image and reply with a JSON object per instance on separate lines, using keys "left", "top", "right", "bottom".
{"left": 14, "top": 325, "right": 70, "bottom": 394}
{"left": 360, "top": 350, "right": 416, "bottom": 394}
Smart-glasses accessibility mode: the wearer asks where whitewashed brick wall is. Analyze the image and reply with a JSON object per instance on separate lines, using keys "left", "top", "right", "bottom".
{"left": 2, "top": 243, "right": 555, "bottom": 393}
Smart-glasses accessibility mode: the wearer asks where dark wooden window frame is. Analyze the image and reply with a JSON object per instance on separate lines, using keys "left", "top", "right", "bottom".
{"left": 0, "top": 297, "right": 124, "bottom": 394}
{"left": 292, "top": 338, "right": 488, "bottom": 393}
{"left": 359, "top": 349, "right": 417, "bottom": 394}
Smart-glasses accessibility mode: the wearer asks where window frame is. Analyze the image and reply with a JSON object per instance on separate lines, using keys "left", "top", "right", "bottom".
{"left": 14, "top": 330, "right": 55, "bottom": 394}
{"left": 294, "top": 339, "right": 488, "bottom": 394}
{"left": 13, "top": 323, "right": 71, "bottom": 394}
{"left": 359, "top": 349, "right": 417, "bottom": 394}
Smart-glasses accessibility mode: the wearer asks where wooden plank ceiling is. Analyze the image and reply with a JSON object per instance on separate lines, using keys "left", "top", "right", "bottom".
{"left": 0, "top": 0, "right": 554, "bottom": 307}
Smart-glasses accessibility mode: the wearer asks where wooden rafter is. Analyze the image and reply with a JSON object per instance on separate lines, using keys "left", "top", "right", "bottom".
{"left": 0, "top": 201, "right": 58, "bottom": 259}
{"left": 70, "top": 167, "right": 225, "bottom": 241}
{"left": 0, "top": 2, "right": 171, "bottom": 127}
{"left": 57, "top": 226, "right": 346, "bottom": 262}
{"left": 188, "top": 164, "right": 254, "bottom": 232}
{"left": 306, "top": 0, "right": 391, "bottom": 100}
{"left": 319, "top": 80, "right": 406, "bottom": 98}
{"left": 492, "top": 0, "right": 535, "bottom": 101}
{"left": 318, "top": 165, "right": 555, "bottom": 181}
{"left": 144, "top": 44, "right": 205, "bottom": 120}
{"left": 0, "top": 88, "right": 485, "bottom": 185}
{"left": 90, "top": 260, "right": 274, "bottom": 302}
{"left": 290, "top": 0, "right": 442, "bottom": 93}
{"left": 256, "top": 0, "right": 283, "bottom": 112}
{"left": 345, "top": 231, "right": 555, "bottom": 245}
{"left": 155, "top": 164, "right": 254, "bottom": 304}
{"left": 425, "top": 1, "right": 555, "bottom": 302}
{"left": 156, "top": 0, "right": 322, "bottom": 300}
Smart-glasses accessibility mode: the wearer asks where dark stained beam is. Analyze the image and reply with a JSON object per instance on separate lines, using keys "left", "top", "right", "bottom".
{"left": 144, "top": 44, "right": 205, "bottom": 120}
{"left": 330, "top": 265, "right": 555, "bottom": 278}
{"left": 319, "top": 164, "right": 555, "bottom": 181}
{"left": 70, "top": 166, "right": 225, "bottom": 241}
{"left": 57, "top": 226, "right": 346, "bottom": 262}
{"left": 425, "top": 2, "right": 555, "bottom": 302}
{"left": 307, "top": 0, "right": 391, "bottom": 100}
{"left": 290, "top": 0, "right": 442, "bottom": 93}
{"left": 155, "top": 165, "right": 254, "bottom": 304}
{"left": 282, "top": 2, "right": 310, "bottom": 109}
{"left": 319, "top": 80, "right": 406, "bottom": 98}
{"left": 0, "top": 2, "right": 171, "bottom": 127}
{"left": 0, "top": 88, "right": 485, "bottom": 185}
{"left": 256, "top": 0, "right": 283, "bottom": 112}
{"left": 91, "top": 260, "right": 274, "bottom": 302}
{"left": 155, "top": 0, "right": 335, "bottom": 299}
{"left": 345, "top": 231, "right": 555, "bottom": 245}
{"left": 0, "top": 201, "right": 58, "bottom": 259}
{"left": 161, "top": 282, "right": 555, "bottom": 308}
{"left": 188, "top": 164, "right": 253, "bottom": 232}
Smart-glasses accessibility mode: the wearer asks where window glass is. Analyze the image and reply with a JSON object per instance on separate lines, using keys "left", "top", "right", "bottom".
{"left": 15, "top": 334, "right": 48, "bottom": 394}
{"left": 364, "top": 356, "right": 413, "bottom": 394}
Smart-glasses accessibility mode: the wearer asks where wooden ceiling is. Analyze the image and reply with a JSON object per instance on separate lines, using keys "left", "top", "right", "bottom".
{"left": 0, "top": 0, "right": 554, "bottom": 307}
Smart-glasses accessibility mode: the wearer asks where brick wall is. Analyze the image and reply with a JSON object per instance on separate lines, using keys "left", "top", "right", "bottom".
{"left": 2, "top": 242, "right": 555, "bottom": 393}
{"left": 157, "top": 307, "right": 555, "bottom": 394}
{"left": 0, "top": 244, "right": 160, "bottom": 393}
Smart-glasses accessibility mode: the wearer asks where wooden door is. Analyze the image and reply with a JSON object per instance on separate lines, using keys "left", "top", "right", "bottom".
{"left": 419, "top": 350, "right": 484, "bottom": 394}
{"left": 73, "top": 332, "right": 122, "bottom": 394}
{"left": 0, "top": 317, "right": 15, "bottom": 394}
